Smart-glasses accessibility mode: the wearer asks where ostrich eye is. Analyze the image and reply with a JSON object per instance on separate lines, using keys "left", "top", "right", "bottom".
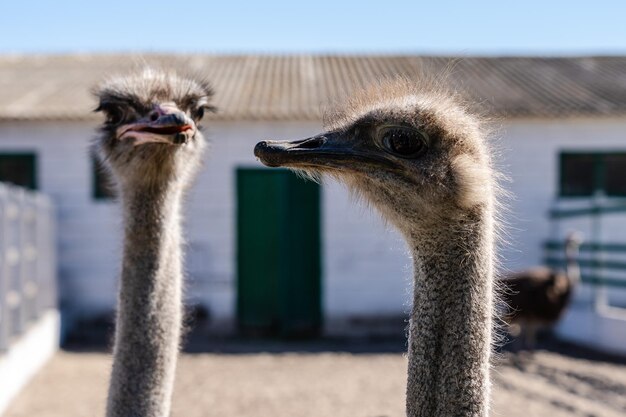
{"left": 380, "top": 127, "right": 428, "bottom": 158}
{"left": 105, "top": 107, "right": 125, "bottom": 125}
{"left": 194, "top": 107, "right": 205, "bottom": 120}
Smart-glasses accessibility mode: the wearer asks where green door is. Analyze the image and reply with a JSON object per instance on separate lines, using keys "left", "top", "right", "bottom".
{"left": 237, "top": 168, "right": 321, "bottom": 337}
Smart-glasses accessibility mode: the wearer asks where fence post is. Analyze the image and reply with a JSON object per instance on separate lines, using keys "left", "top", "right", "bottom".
{"left": 591, "top": 193, "right": 609, "bottom": 310}
{"left": 12, "top": 188, "right": 27, "bottom": 336}
{"left": 0, "top": 185, "right": 8, "bottom": 351}
{"left": 37, "top": 196, "right": 56, "bottom": 312}
{"left": 23, "top": 193, "right": 37, "bottom": 322}
{"left": 4, "top": 187, "right": 24, "bottom": 342}
{"left": 35, "top": 196, "right": 44, "bottom": 318}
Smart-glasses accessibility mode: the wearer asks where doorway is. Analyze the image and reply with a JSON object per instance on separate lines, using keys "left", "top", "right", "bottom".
{"left": 236, "top": 168, "right": 321, "bottom": 337}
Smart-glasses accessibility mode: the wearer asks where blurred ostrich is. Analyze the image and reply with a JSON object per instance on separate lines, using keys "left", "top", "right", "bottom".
{"left": 93, "top": 69, "right": 214, "bottom": 417}
{"left": 501, "top": 232, "right": 583, "bottom": 349}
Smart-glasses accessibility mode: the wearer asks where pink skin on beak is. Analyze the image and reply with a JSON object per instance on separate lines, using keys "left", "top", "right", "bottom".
{"left": 117, "top": 103, "right": 196, "bottom": 146}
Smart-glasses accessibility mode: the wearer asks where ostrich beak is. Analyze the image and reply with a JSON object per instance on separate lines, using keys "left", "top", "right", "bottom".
{"left": 117, "top": 105, "right": 196, "bottom": 146}
{"left": 254, "top": 131, "right": 394, "bottom": 170}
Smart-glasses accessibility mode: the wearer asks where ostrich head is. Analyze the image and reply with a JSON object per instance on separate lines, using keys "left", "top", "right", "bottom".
{"left": 255, "top": 78, "right": 494, "bottom": 235}
{"left": 565, "top": 231, "right": 583, "bottom": 260}
{"left": 93, "top": 69, "right": 214, "bottom": 190}
{"left": 565, "top": 231, "right": 583, "bottom": 249}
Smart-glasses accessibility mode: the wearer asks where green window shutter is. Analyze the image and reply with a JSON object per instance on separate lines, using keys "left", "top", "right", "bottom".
{"left": 559, "top": 151, "right": 626, "bottom": 198}
{"left": 603, "top": 154, "right": 626, "bottom": 197}
{"left": 92, "top": 154, "right": 116, "bottom": 200}
{"left": 0, "top": 153, "right": 37, "bottom": 190}
{"left": 559, "top": 153, "right": 595, "bottom": 197}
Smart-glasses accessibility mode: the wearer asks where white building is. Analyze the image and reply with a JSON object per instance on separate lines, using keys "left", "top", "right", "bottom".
{"left": 0, "top": 54, "right": 625, "bottom": 351}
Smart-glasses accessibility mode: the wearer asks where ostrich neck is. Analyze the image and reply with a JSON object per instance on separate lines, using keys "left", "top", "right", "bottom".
{"left": 106, "top": 181, "right": 184, "bottom": 417}
{"left": 565, "top": 247, "right": 581, "bottom": 285}
{"left": 405, "top": 215, "right": 494, "bottom": 417}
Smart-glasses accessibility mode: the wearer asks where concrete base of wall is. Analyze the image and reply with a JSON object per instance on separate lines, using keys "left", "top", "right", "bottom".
{"left": 557, "top": 303, "right": 626, "bottom": 356}
{"left": 0, "top": 310, "right": 60, "bottom": 416}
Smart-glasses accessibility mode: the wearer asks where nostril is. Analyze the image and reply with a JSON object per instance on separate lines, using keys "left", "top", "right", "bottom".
{"left": 149, "top": 112, "right": 159, "bottom": 122}
{"left": 296, "top": 136, "right": 326, "bottom": 149}
{"left": 171, "top": 113, "right": 186, "bottom": 124}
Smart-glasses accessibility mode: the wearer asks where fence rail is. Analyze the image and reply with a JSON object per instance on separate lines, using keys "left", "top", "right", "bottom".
{"left": 549, "top": 204, "right": 626, "bottom": 219}
{"left": 0, "top": 183, "right": 56, "bottom": 352}
{"left": 544, "top": 240, "right": 626, "bottom": 288}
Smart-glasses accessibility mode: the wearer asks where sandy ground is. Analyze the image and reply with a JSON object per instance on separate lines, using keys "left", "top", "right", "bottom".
{"left": 4, "top": 348, "right": 626, "bottom": 417}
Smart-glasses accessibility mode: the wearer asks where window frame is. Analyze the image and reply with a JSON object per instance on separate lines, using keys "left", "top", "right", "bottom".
{"left": 559, "top": 151, "right": 626, "bottom": 198}
{"left": 0, "top": 152, "right": 38, "bottom": 190}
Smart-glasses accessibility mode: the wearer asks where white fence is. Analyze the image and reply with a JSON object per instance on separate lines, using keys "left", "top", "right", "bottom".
{"left": 0, "top": 183, "right": 56, "bottom": 352}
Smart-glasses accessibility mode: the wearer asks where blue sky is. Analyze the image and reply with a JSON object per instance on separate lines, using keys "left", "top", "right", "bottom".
{"left": 1, "top": 1, "right": 625, "bottom": 55}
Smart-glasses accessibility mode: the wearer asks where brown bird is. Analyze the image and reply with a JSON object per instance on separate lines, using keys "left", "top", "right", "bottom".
{"left": 500, "top": 232, "right": 582, "bottom": 349}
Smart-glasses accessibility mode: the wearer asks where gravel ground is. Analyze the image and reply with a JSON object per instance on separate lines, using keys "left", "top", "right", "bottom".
{"left": 5, "top": 348, "right": 626, "bottom": 417}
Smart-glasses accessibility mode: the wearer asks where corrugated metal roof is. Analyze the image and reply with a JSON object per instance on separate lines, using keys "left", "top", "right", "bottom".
{"left": 1, "top": 54, "right": 625, "bottom": 121}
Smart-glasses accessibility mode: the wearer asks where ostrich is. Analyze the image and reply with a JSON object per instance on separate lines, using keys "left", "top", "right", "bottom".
{"left": 255, "top": 78, "right": 498, "bottom": 417}
{"left": 93, "top": 68, "right": 214, "bottom": 417}
{"left": 500, "top": 232, "right": 582, "bottom": 348}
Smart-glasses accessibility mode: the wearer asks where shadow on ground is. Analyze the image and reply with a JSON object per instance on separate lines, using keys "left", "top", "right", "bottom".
{"left": 63, "top": 314, "right": 626, "bottom": 364}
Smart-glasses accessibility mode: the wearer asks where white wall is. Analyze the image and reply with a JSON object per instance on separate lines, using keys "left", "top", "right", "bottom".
{"left": 1, "top": 118, "right": 625, "bottom": 335}
{"left": 499, "top": 117, "right": 626, "bottom": 269}
{"left": 0, "top": 122, "right": 118, "bottom": 322}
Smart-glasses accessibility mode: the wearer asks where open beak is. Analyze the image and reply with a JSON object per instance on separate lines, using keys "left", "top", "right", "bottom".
{"left": 117, "top": 105, "right": 196, "bottom": 146}
{"left": 254, "top": 131, "right": 395, "bottom": 171}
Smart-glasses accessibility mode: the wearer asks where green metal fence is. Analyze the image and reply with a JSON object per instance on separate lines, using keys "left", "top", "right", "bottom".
{"left": 545, "top": 200, "right": 626, "bottom": 290}
{"left": 544, "top": 241, "right": 626, "bottom": 288}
